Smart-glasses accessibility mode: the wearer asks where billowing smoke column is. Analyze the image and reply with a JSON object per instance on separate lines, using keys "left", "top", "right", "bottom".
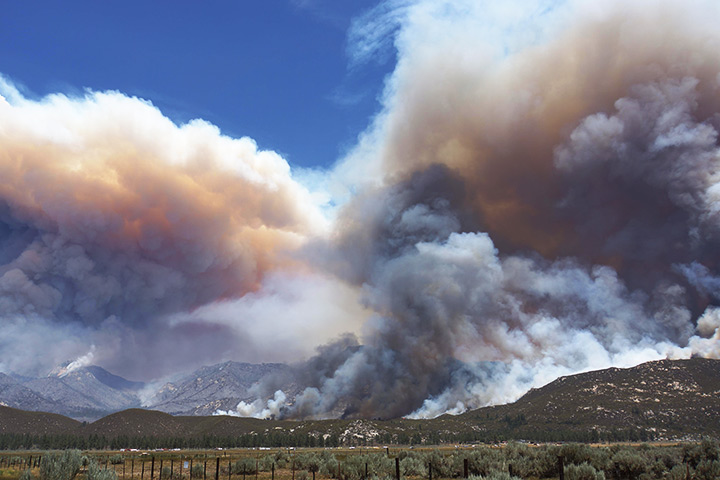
{"left": 5, "top": 0, "right": 720, "bottom": 420}
{"left": 0, "top": 80, "right": 329, "bottom": 378}
{"left": 229, "top": 0, "right": 720, "bottom": 419}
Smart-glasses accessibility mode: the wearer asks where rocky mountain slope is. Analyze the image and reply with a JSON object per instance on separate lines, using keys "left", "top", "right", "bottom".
{"left": 0, "top": 361, "right": 297, "bottom": 421}
{"left": 456, "top": 357, "right": 720, "bottom": 440}
{"left": 0, "top": 373, "right": 60, "bottom": 414}
{"left": 148, "top": 361, "right": 298, "bottom": 416}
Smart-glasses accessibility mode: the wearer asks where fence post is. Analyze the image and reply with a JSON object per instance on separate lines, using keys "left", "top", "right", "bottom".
{"left": 463, "top": 459, "right": 468, "bottom": 479}
{"left": 395, "top": 458, "right": 400, "bottom": 480}
{"left": 271, "top": 463, "right": 275, "bottom": 480}
{"left": 292, "top": 461, "right": 295, "bottom": 480}
{"left": 228, "top": 459, "right": 232, "bottom": 480}
{"left": 365, "top": 463, "right": 368, "bottom": 480}
{"left": 204, "top": 460, "right": 207, "bottom": 480}
{"left": 558, "top": 456, "right": 564, "bottom": 480}
{"left": 141, "top": 460, "right": 145, "bottom": 480}
{"left": 428, "top": 463, "right": 432, "bottom": 480}
{"left": 171, "top": 459, "right": 174, "bottom": 479}
{"left": 123, "top": 459, "right": 126, "bottom": 479}
{"left": 151, "top": 458, "right": 155, "bottom": 480}
{"left": 216, "top": 458, "right": 220, "bottom": 480}
{"left": 160, "top": 460, "right": 164, "bottom": 480}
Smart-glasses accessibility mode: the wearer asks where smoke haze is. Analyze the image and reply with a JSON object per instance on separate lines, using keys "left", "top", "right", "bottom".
{"left": 3, "top": 0, "right": 720, "bottom": 419}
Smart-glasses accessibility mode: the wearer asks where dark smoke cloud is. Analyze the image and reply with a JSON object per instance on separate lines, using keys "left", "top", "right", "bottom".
{"left": 227, "top": 0, "right": 720, "bottom": 419}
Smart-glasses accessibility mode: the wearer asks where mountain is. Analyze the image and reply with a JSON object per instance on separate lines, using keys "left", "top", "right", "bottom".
{"left": 0, "top": 361, "right": 299, "bottom": 421}
{"left": 147, "top": 361, "right": 299, "bottom": 415}
{"left": 455, "top": 357, "right": 720, "bottom": 440}
{"left": 0, "top": 373, "right": 60, "bottom": 413}
{"left": 1, "top": 358, "right": 718, "bottom": 445}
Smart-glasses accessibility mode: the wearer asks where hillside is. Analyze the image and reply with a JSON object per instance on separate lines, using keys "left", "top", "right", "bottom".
{"left": 148, "top": 361, "right": 298, "bottom": 416}
{"left": 457, "top": 358, "right": 720, "bottom": 441}
{"left": 0, "top": 358, "right": 718, "bottom": 446}
{"left": 0, "top": 406, "right": 82, "bottom": 435}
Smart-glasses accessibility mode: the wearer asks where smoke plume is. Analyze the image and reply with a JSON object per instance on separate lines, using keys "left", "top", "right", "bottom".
{"left": 226, "top": 0, "right": 720, "bottom": 419}
{"left": 0, "top": 81, "right": 329, "bottom": 378}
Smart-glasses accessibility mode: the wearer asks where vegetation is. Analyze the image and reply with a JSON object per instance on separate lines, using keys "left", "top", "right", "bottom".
{"left": 0, "top": 440, "right": 719, "bottom": 480}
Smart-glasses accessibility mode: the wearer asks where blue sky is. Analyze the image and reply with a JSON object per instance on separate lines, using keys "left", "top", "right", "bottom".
{"left": 0, "top": 0, "right": 391, "bottom": 169}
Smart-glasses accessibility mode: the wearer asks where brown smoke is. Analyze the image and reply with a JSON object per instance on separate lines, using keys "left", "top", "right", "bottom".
{"left": 0, "top": 87, "right": 325, "bottom": 377}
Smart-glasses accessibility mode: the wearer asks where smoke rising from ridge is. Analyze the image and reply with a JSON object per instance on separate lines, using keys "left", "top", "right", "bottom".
{"left": 223, "top": 0, "right": 720, "bottom": 419}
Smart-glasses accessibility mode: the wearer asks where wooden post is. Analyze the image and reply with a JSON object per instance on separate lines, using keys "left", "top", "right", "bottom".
{"left": 428, "top": 463, "right": 432, "bottom": 480}
{"left": 160, "top": 460, "right": 164, "bottom": 480}
{"left": 132, "top": 459, "right": 135, "bottom": 480}
{"left": 255, "top": 459, "right": 258, "bottom": 480}
{"left": 215, "top": 458, "right": 220, "bottom": 480}
{"left": 558, "top": 456, "right": 564, "bottom": 480}
{"left": 228, "top": 459, "right": 232, "bottom": 480}
{"left": 463, "top": 459, "right": 468, "bottom": 479}
{"left": 123, "top": 460, "right": 126, "bottom": 479}
{"left": 151, "top": 458, "right": 155, "bottom": 480}
{"left": 142, "top": 460, "right": 145, "bottom": 480}
{"left": 171, "top": 459, "right": 174, "bottom": 479}
{"left": 395, "top": 458, "right": 400, "bottom": 480}
{"left": 204, "top": 460, "right": 207, "bottom": 480}
{"left": 365, "top": 463, "right": 368, "bottom": 480}
{"left": 292, "top": 462, "right": 295, "bottom": 480}
{"left": 271, "top": 463, "right": 274, "bottom": 480}
{"left": 508, "top": 464, "right": 513, "bottom": 478}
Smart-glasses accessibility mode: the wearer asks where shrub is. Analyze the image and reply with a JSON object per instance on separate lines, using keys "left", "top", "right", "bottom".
{"left": 39, "top": 450, "right": 83, "bottom": 480}
{"left": 109, "top": 456, "right": 124, "bottom": 466}
{"left": 611, "top": 450, "right": 647, "bottom": 480}
{"left": 232, "top": 458, "right": 257, "bottom": 476}
{"left": 258, "top": 455, "right": 275, "bottom": 472}
{"left": 296, "top": 472, "right": 309, "bottom": 480}
{"left": 468, "top": 472, "right": 521, "bottom": 480}
{"left": 695, "top": 459, "right": 720, "bottom": 480}
{"left": 191, "top": 464, "right": 204, "bottom": 479}
{"left": 20, "top": 469, "right": 34, "bottom": 480}
{"left": 565, "top": 462, "right": 605, "bottom": 480}
{"left": 86, "top": 464, "right": 118, "bottom": 480}
{"left": 400, "top": 456, "right": 426, "bottom": 477}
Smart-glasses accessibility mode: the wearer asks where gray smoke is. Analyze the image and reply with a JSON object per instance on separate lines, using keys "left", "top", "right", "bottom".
{"left": 226, "top": 0, "right": 720, "bottom": 419}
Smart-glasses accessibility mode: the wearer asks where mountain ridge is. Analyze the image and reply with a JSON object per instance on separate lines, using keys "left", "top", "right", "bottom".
{"left": 0, "top": 358, "right": 718, "bottom": 444}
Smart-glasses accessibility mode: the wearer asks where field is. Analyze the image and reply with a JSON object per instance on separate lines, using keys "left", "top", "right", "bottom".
{"left": 0, "top": 441, "right": 718, "bottom": 480}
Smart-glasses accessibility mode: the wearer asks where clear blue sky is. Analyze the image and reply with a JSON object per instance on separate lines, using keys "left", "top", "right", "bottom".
{"left": 0, "top": 0, "right": 390, "bottom": 169}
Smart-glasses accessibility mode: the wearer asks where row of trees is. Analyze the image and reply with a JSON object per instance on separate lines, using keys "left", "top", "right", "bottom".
{"left": 0, "top": 427, "right": 658, "bottom": 451}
